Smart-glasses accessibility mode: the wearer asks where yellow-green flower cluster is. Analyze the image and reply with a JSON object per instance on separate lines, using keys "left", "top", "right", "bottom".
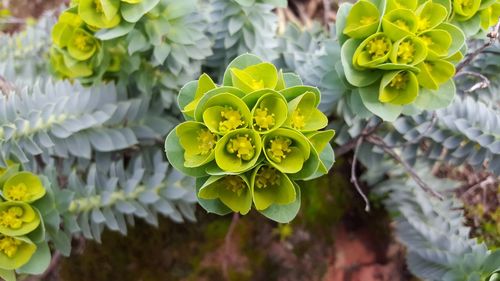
{"left": 337, "top": 0, "right": 465, "bottom": 120}
{"left": 165, "top": 54, "right": 335, "bottom": 221}
{"left": 50, "top": 0, "right": 150, "bottom": 80}
{"left": 0, "top": 162, "right": 46, "bottom": 271}
{"left": 451, "top": 0, "right": 500, "bottom": 35}
{"left": 342, "top": 0, "right": 462, "bottom": 106}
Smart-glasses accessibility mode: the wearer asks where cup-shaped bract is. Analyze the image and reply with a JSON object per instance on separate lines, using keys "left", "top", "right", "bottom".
{"left": 202, "top": 93, "right": 252, "bottom": 135}
{"left": 182, "top": 74, "right": 217, "bottom": 118}
{"left": 0, "top": 202, "right": 40, "bottom": 237}
{"left": 379, "top": 70, "right": 419, "bottom": 105}
{"left": 251, "top": 92, "right": 288, "bottom": 134}
{"left": 52, "top": 11, "right": 84, "bottom": 48}
{"left": 67, "top": 28, "right": 99, "bottom": 61}
{"left": 416, "top": 59, "right": 455, "bottom": 90}
{"left": 285, "top": 92, "right": 328, "bottom": 132}
{"left": 79, "top": 0, "right": 121, "bottom": 28}
{"left": 416, "top": 1, "right": 448, "bottom": 33}
{"left": 3, "top": 172, "right": 46, "bottom": 203}
{"left": 263, "top": 128, "right": 311, "bottom": 174}
{"left": 176, "top": 122, "right": 217, "bottom": 168}
{"left": 251, "top": 165, "right": 296, "bottom": 211}
{"left": 382, "top": 8, "right": 418, "bottom": 41}
{"left": 453, "top": 0, "right": 481, "bottom": 20}
{"left": 386, "top": 0, "right": 418, "bottom": 11}
{"left": 0, "top": 235, "right": 36, "bottom": 270}
{"left": 230, "top": 62, "right": 279, "bottom": 93}
{"left": 121, "top": 0, "right": 143, "bottom": 3}
{"left": 418, "top": 29, "right": 452, "bottom": 59}
{"left": 215, "top": 129, "right": 262, "bottom": 173}
{"left": 50, "top": 47, "right": 94, "bottom": 78}
{"left": 343, "top": 0, "right": 380, "bottom": 39}
{"left": 353, "top": 33, "right": 393, "bottom": 68}
{"left": 480, "top": 3, "right": 500, "bottom": 29}
{"left": 390, "top": 35, "right": 428, "bottom": 65}
{"left": 198, "top": 175, "right": 252, "bottom": 215}
{"left": 0, "top": 161, "right": 19, "bottom": 188}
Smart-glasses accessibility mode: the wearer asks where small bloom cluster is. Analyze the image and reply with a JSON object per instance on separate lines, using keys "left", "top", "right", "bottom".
{"left": 451, "top": 0, "right": 500, "bottom": 35}
{"left": 0, "top": 162, "right": 46, "bottom": 271}
{"left": 165, "top": 54, "right": 335, "bottom": 220}
{"left": 339, "top": 0, "right": 464, "bottom": 111}
{"left": 50, "top": 0, "right": 150, "bottom": 81}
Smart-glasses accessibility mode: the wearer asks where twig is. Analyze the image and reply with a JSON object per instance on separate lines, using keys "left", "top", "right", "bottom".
{"left": 334, "top": 122, "right": 382, "bottom": 157}
{"left": 351, "top": 137, "right": 371, "bottom": 212}
{"left": 456, "top": 16, "right": 500, "bottom": 73}
{"left": 322, "top": 0, "right": 331, "bottom": 25}
{"left": 460, "top": 176, "right": 496, "bottom": 199}
{"left": 367, "top": 135, "right": 444, "bottom": 200}
{"left": 222, "top": 212, "right": 239, "bottom": 281}
{"left": 455, "top": 71, "right": 491, "bottom": 92}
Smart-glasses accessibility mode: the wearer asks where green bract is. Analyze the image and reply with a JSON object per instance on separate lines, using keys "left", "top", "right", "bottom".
{"left": 3, "top": 172, "right": 46, "bottom": 203}
{"left": 165, "top": 54, "right": 335, "bottom": 222}
{"left": 0, "top": 236, "right": 36, "bottom": 270}
{"left": 339, "top": 0, "right": 464, "bottom": 121}
{"left": 0, "top": 202, "right": 40, "bottom": 237}
{"left": 448, "top": 0, "right": 500, "bottom": 36}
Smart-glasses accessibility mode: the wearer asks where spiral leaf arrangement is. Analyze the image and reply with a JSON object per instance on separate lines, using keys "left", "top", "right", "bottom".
{"left": 165, "top": 54, "right": 335, "bottom": 222}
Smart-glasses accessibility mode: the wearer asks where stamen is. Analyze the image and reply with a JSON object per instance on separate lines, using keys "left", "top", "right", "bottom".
{"left": 94, "top": 0, "right": 104, "bottom": 13}
{"left": 0, "top": 207, "right": 25, "bottom": 230}
{"left": 417, "top": 17, "right": 431, "bottom": 31}
{"left": 0, "top": 236, "right": 22, "bottom": 258}
{"left": 5, "top": 183, "right": 30, "bottom": 201}
{"left": 360, "top": 16, "right": 377, "bottom": 25}
{"left": 250, "top": 79, "right": 265, "bottom": 90}
{"left": 197, "top": 129, "right": 216, "bottom": 155}
{"left": 254, "top": 107, "right": 275, "bottom": 131}
{"left": 397, "top": 40, "right": 415, "bottom": 64}
{"left": 255, "top": 166, "right": 280, "bottom": 189}
{"left": 267, "top": 137, "right": 292, "bottom": 163}
{"left": 291, "top": 109, "right": 306, "bottom": 130}
{"left": 394, "top": 19, "right": 410, "bottom": 31}
{"left": 389, "top": 72, "right": 408, "bottom": 90}
{"left": 219, "top": 107, "right": 244, "bottom": 133}
{"left": 224, "top": 176, "right": 246, "bottom": 196}
{"left": 365, "top": 36, "right": 391, "bottom": 59}
{"left": 226, "top": 134, "right": 255, "bottom": 161}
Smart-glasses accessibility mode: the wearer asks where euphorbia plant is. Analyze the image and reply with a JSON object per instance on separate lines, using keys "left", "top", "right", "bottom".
{"left": 165, "top": 54, "right": 335, "bottom": 223}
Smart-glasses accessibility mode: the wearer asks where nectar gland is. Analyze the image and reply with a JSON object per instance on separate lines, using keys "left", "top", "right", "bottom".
{"left": 226, "top": 134, "right": 255, "bottom": 160}
{"left": 219, "top": 107, "right": 244, "bottom": 133}
{"left": 0, "top": 206, "right": 25, "bottom": 229}
{"left": 254, "top": 107, "right": 275, "bottom": 131}
{"left": 197, "top": 129, "right": 216, "bottom": 155}
{"left": 0, "top": 236, "right": 22, "bottom": 258}
{"left": 267, "top": 137, "right": 292, "bottom": 163}
{"left": 224, "top": 176, "right": 246, "bottom": 196}
{"left": 255, "top": 166, "right": 280, "bottom": 189}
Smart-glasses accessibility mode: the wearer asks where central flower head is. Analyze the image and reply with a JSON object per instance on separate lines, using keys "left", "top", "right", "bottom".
{"left": 417, "top": 16, "right": 431, "bottom": 31}
{"left": 255, "top": 166, "right": 280, "bottom": 189}
{"left": 226, "top": 134, "right": 255, "bottom": 160}
{"left": 456, "top": 0, "right": 474, "bottom": 9}
{"left": 250, "top": 79, "right": 265, "bottom": 90}
{"left": 366, "top": 36, "right": 391, "bottom": 60}
{"left": 291, "top": 109, "right": 306, "bottom": 130}
{"left": 0, "top": 207, "right": 24, "bottom": 229}
{"left": 224, "top": 176, "right": 246, "bottom": 196}
{"left": 253, "top": 107, "right": 275, "bottom": 131}
{"left": 397, "top": 40, "right": 415, "bottom": 64}
{"left": 360, "top": 16, "right": 377, "bottom": 25}
{"left": 219, "top": 107, "right": 245, "bottom": 133}
{"left": 74, "top": 33, "right": 92, "bottom": 51}
{"left": 267, "top": 137, "right": 292, "bottom": 163}
{"left": 0, "top": 236, "right": 22, "bottom": 258}
{"left": 197, "top": 129, "right": 216, "bottom": 155}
